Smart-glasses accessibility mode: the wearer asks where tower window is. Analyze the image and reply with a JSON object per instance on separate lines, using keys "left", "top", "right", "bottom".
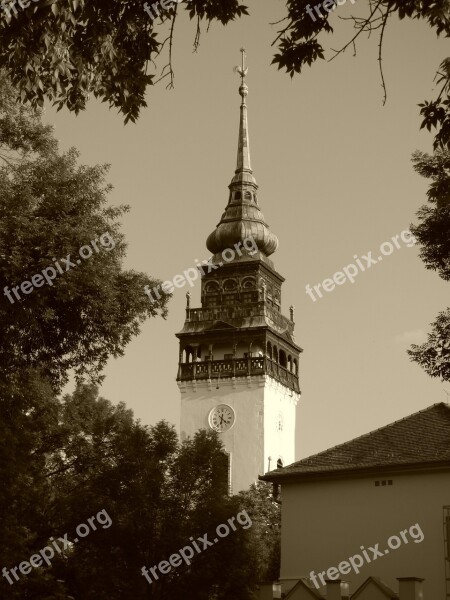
{"left": 205, "top": 296, "right": 218, "bottom": 307}
{"left": 223, "top": 279, "right": 237, "bottom": 291}
{"left": 219, "top": 451, "right": 232, "bottom": 495}
{"left": 234, "top": 191, "right": 242, "bottom": 200}
{"left": 242, "top": 292, "right": 255, "bottom": 304}
{"left": 242, "top": 277, "right": 256, "bottom": 289}
{"left": 205, "top": 282, "right": 220, "bottom": 293}
{"left": 244, "top": 191, "right": 252, "bottom": 200}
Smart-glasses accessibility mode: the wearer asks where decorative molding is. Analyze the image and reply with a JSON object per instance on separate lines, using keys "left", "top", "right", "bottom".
{"left": 178, "top": 374, "right": 300, "bottom": 404}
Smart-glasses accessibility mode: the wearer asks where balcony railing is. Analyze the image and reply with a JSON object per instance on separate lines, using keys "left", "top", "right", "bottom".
{"left": 177, "top": 357, "right": 299, "bottom": 392}
{"left": 185, "top": 303, "right": 294, "bottom": 336}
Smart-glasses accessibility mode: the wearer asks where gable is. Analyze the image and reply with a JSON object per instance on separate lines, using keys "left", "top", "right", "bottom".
{"left": 352, "top": 577, "right": 398, "bottom": 600}
{"left": 284, "top": 578, "right": 324, "bottom": 600}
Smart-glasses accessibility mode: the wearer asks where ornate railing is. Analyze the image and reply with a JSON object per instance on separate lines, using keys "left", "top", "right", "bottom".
{"left": 177, "top": 357, "right": 299, "bottom": 391}
{"left": 185, "top": 303, "right": 294, "bottom": 335}
{"left": 264, "top": 305, "right": 294, "bottom": 336}
{"left": 187, "top": 305, "right": 263, "bottom": 321}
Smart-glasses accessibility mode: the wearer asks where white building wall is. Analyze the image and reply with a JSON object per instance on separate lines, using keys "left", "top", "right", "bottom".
{"left": 279, "top": 470, "right": 450, "bottom": 599}
{"left": 263, "top": 378, "right": 299, "bottom": 473}
{"left": 179, "top": 375, "right": 299, "bottom": 493}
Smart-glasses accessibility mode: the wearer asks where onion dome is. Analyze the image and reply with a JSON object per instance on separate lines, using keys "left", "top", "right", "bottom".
{"left": 206, "top": 49, "right": 279, "bottom": 258}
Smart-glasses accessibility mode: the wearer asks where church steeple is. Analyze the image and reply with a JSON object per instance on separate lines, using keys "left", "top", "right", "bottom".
{"left": 234, "top": 48, "right": 253, "bottom": 179}
{"left": 206, "top": 50, "right": 278, "bottom": 258}
{"left": 177, "top": 52, "right": 302, "bottom": 494}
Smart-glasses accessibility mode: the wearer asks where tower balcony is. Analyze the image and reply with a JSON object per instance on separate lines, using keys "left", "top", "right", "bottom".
{"left": 185, "top": 303, "right": 295, "bottom": 337}
{"left": 177, "top": 356, "right": 300, "bottom": 393}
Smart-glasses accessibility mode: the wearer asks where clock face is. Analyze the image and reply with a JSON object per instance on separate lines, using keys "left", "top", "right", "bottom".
{"left": 209, "top": 405, "right": 235, "bottom": 433}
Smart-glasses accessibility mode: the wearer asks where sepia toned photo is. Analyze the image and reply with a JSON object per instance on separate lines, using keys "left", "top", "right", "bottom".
{"left": 0, "top": 1, "right": 449, "bottom": 599}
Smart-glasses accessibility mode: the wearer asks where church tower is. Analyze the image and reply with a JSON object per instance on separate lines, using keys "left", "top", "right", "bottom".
{"left": 176, "top": 50, "right": 302, "bottom": 494}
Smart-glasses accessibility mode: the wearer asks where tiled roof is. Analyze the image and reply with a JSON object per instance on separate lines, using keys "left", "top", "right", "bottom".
{"left": 262, "top": 403, "right": 450, "bottom": 481}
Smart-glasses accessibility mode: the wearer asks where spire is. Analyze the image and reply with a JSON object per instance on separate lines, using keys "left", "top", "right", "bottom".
{"left": 206, "top": 50, "right": 279, "bottom": 258}
{"left": 235, "top": 48, "right": 252, "bottom": 176}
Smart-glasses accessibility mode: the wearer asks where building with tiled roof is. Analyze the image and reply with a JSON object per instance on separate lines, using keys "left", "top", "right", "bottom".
{"left": 261, "top": 403, "right": 450, "bottom": 600}
{"left": 262, "top": 403, "right": 450, "bottom": 482}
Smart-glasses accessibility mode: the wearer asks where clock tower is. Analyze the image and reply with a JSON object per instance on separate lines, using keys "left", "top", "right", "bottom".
{"left": 176, "top": 50, "right": 302, "bottom": 494}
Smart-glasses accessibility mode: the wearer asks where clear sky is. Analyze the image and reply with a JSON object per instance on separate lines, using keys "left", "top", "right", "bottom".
{"left": 46, "top": 0, "right": 449, "bottom": 460}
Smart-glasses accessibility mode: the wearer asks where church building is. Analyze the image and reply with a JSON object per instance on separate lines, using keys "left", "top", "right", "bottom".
{"left": 176, "top": 51, "right": 302, "bottom": 494}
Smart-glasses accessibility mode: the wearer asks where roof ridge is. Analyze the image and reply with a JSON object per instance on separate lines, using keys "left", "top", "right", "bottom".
{"left": 294, "top": 402, "right": 450, "bottom": 468}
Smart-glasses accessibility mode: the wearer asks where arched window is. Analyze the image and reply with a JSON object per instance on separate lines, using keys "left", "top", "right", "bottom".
{"left": 267, "top": 342, "right": 272, "bottom": 359}
{"left": 279, "top": 350, "right": 287, "bottom": 368}
{"left": 242, "top": 277, "right": 256, "bottom": 289}
{"left": 223, "top": 279, "right": 237, "bottom": 292}
{"left": 273, "top": 347, "right": 278, "bottom": 363}
{"left": 288, "top": 355, "right": 292, "bottom": 372}
{"left": 184, "top": 346, "right": 193, "bottom": 363}
{"left": 205, "top": 281, "right": 220, "bottom": 294}
{"left": 293, "top": 358, "right": 298, "bottom": 375}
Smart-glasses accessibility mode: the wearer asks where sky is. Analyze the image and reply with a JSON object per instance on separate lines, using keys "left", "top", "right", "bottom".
{"left": 46, "top": 0, "right": 449, "bottom": 461}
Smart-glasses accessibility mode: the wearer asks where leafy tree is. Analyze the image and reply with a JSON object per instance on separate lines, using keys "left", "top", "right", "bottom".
{"left": 409, "top": 308, "right": 450, "bottom": 381}
{"left": 0, "top": 72, "right": 168, "bottom": 391}
{"left": 51, "top": 386, "right": 257, "bottom": 600}
{"left": 0, "top": 372, "right": 72, "bottom": 599}
{"left": 407, "top": 149, "right": 450, "bottom": 381}
{"left": 237, "top": 482, "right": 281, "bottom": 584}
{"left": 1, "top": 383, "right": 264, "bottom": 600}
{"left": 0, "top": 1, "right": 447, "bottom": 147}
{"left": 0, "top": 0, "right": 248, "bottom": 123}
{"left": 410, "top": 150, "right": 450, "bottom": 280}
{"left": 271, "top": 0, "right": 450, "bottom": 149}
{"left": 0, "top": 71, "right": 56, "bottom": 164}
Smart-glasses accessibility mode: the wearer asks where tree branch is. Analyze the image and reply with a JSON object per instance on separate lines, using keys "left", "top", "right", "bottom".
{"left": 328, "top": 0, "right": 384, "bottom": 63}
{"left": 378, "top": 7, "right": 390, "bottom": 106}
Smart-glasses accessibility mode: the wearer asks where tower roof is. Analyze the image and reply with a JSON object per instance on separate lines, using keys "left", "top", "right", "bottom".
{"left": 206, "top": 49, "right": 279, "bottom": 258}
